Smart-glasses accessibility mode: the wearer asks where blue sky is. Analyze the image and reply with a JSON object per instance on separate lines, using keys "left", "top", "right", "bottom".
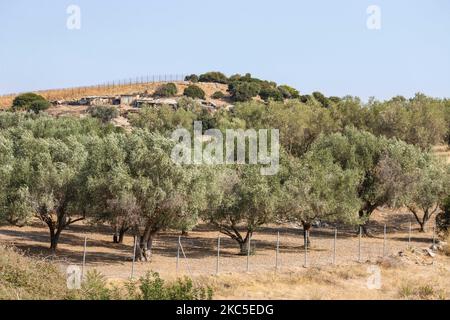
{"left": 0, "top": 0, "right": 449, "bottom": 100}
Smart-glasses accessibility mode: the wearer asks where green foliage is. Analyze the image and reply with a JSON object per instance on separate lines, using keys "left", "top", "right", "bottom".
{"left": 87, "top": 105, "right": 119, "bottom": 123}
{"left": 437, "top": 196, "right": 450, "bottom": 237}
{"left": 259, "top": 87, "right": 284, "bottom": 102}
{"left": 198, "top": 71, "right": 228, "bottom": 84}
{"left": 312, "top": 91, "right": 331, "bottom": 108}
{"left": 184, "top": 74, "right": 199, "bottom": 83}
{"left": 278, "top": 85, "right": 300, "bottom": 99}
{"left": 12, "top": 93, "right": 50, "bottom": 113}
{"left": 228, "top": 81, "right": 261, "bottom": 102}
{"left": 154, "top": 83, "right": 178, "bottom": 97}
{"left": 131, "top": 272, "right": 212, "bottom": 300}
{"left": 211, "top": 91, "right": 226, "bottom": 99}
{"left": 183, "top": 85, "right": 206, "bottom": 100}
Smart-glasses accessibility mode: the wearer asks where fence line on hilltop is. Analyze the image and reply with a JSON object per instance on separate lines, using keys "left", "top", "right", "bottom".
{"left": 0, "top": 73, "right": 191, "bottom": 98}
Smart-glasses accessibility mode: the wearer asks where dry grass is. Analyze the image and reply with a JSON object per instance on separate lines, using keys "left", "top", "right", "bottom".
{"left": 195, "top": 261, "right": 450, "bottom": 300}
{"left": 0, "top": 246, "right": 68, "bottom": 300}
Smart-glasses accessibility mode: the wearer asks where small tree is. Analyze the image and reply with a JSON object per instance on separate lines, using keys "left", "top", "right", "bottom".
{"left": 87, "top": 105, "right": 119, "bottom": 123}
{"left": 203, "top": 166, "right": 281, "bottom": 254}
{"left": 282, "top": 153, "right": 361, "bottom": 247}
{"left": 404, "top": 156, "right": 449, "bottom": 232}
{"left": 211, "top": 91, "right": 225, "bottom": 100}
{"left": 12, "top": 93, "right": 50, "bottom": 112}
{"left": 183, "top": 85, "right": 206, "bottom": 100}
{"left": 228, "top": 81, "right": 261, "bottom": 102}
{"left": 259, "top": 87, "right": 284, "bottom": 102}
{"left": 198, "top": 72, "right": 228, "bottom": 84}
{"left": 184, "top": 74, "right": 199, "bottom": 83}
{"left": 154, "top": 83, "right": 178, "bottom": 97}
{"left": 278, "top": 85, "right": 300, "bottom": 99}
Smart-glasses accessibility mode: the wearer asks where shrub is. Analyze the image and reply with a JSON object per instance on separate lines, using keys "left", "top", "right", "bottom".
{"left": 184, "top": 74, "right": 199, "bottom": 83}
{"left": 259, "top": 87, "right": 284, "bottom": 102}
{"left": 199, "top": 72, "right": 228, "bottom": 84}
{"left": 312, "top": 91, "right": 331, "bottom": 108}
{"left": 127, "top": 272, "right": 213, "bottom": 300}
{"left": 12, "top": 93, "right": 50, "bottom": 112}
{"left": 228, "top": 81, "right": 261, "bottom": 102}
{"left": 87, "top": 105, "right": 119, "bottom": 123}
{"left": 154, "top": 83, "right": 178, "bottom": 97}
{"left": 0, "top": 246, "right": 68, "bottom": 300}
{"left": 184, "top": 85, "right": 206, "bottom": 99}
{"left": 278, "top": 85, "right": 300, "bottom": 99}
{"left": 437, "top": 196, "right": 450, "bottom": 238}
{"left": 211, "top": 91, "right": 225, "bottom": 99}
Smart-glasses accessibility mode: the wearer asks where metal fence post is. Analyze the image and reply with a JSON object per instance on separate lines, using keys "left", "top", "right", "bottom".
{"left": 408, "top": 222, "right": 412, "bottom": 248}
{"left": 246, "top": 234, "right": 251, "bottom": 272}
{"left": 304, "top": 231, "right": 308, "bottom": 268}
{"left": 216, "top": 236, "right": 221, "bottom": 275}
{"left": 176, "top": 236, "right": 181, "bottom": 275}
{"left": 383, "top": 224, "right": 387, "bottom": 257}
{"left": 433, "top": 225, "right": 436, "bottom": 247}
{"left": 81, "top": 236, "right": 87, "bottom": 281}
{"left": 358, "top": 226, "right": 362, "bottom": 263}
{"left": 275, "top": 231, "right": 280, "bottom": 272}
{"left": 131, "top": 236, "right": 137, "bottom": 279}
{"left": 333, "top": 228, "right": 337, "bottom": 265}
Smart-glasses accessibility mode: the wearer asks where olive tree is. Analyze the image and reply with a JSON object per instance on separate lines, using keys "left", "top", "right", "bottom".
{"left": 0, "top": 132, "right": 88, "bottom": 252}
{"left": 203, "top": 165, "right": 281, "bottom": 254}
{"left": 403, "top": 156, "right": 449, "bottom": 232}
{"left": 281, "top": 153, "right": 361, "bottom": 247}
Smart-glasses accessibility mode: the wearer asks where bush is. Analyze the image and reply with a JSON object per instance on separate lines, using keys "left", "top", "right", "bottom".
{"left": 211, "top": 91, "right": 225, "bottom": 99}
{"left": 184, "top": 74, "right": 199, "bottom": 83}
{"left": 87, "top": 105, "right": 119, "bottom": 123}
{"left": 259, "top": 87, "right": 284, "bottom": 102}
{"left": 278, "top": 85, "right": 300, "bottom": 99}
{"left": 228, "top": 81, "right": 261, "bottom": 102}
{"left": 12, "top": 93, "right": 50, "bottom": 113}
{"left": 437, "top": 196, "right": 450, "bottom": 238}
{"left": 184, "top": 85, "right": 206, "bottom": 99}
{"left": 199, "top": 72, "right": 228, "bottom": 84}
{"left": 134, "top": 272, "right": 213, "bottom": 300}
{"left": 0, "top": 246, "right": 68, "bottom": 300}
{"left": 154, "top": 83, "right": 178, "bottom": 97}
{"left": 312, "top": 91, "right": 331, "bottom": 108}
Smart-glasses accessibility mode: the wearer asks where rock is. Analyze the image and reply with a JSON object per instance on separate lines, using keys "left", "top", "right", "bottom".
{"left": 425, "top": 248, "right": 436, "bottom": 257}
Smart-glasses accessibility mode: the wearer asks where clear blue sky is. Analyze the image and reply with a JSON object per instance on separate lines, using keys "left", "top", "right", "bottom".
{"left": 0, "top": 0, "right": 449, "bottom": 100}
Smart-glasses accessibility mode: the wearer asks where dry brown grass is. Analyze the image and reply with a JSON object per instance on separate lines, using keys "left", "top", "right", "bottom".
{"left": 195, "top": 261, "right": 450, "bottom": 300}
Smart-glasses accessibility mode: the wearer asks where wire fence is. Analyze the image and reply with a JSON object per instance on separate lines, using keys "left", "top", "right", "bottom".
{"left": 0, "top": 73, "right": 190, "bottom": 98}
{"left": 70, "top": 222, "right": 439, "bottom": 281}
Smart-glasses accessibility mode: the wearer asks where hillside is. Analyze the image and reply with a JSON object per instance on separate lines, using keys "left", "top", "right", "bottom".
{"left": 0, "top": 81, "right": 229, "bottom": 109}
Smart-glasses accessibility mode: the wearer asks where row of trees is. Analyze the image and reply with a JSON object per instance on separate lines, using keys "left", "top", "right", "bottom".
{"left": 1, "top": 110, "right": 448, "bottom": 258}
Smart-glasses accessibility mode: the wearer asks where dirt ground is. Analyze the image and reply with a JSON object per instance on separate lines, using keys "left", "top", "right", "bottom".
{"left": 0, "top": 209, "right": 446, "bottom": 282}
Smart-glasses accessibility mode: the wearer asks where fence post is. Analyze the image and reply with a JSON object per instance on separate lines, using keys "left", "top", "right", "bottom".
{"left": 131, "top": 236, "right": 137, "bottom": 279}
{"left": 246, "top": 234, "right": 251, "bottom": 272}
{"left": 216, "top": 236, "right": 221, "bottom": 275}
{"left": 304, "top": 231, "right": 308, "bottom": 268}
{"left": 383, "top": 224, "right": 387, "bottom": 257}
{"left": 275, "top": 231, "right": 280, "bottom": 272}
{"left": 358, "top": 226, "right": 362, "bottom": 263}
{"left": 81, "top": 236, "right": 87, "bottom": 281}
{"left": 333, "top": 228, "right": 337, "bottom": 265}
{"left": 176, "top": 236, "right": 181, "bottom": 275}
{"left": 408, "top": 222, "right": 412, "bottom": 248}
{"left": 432, "top": 225, "right": 436, "bottom": 247}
